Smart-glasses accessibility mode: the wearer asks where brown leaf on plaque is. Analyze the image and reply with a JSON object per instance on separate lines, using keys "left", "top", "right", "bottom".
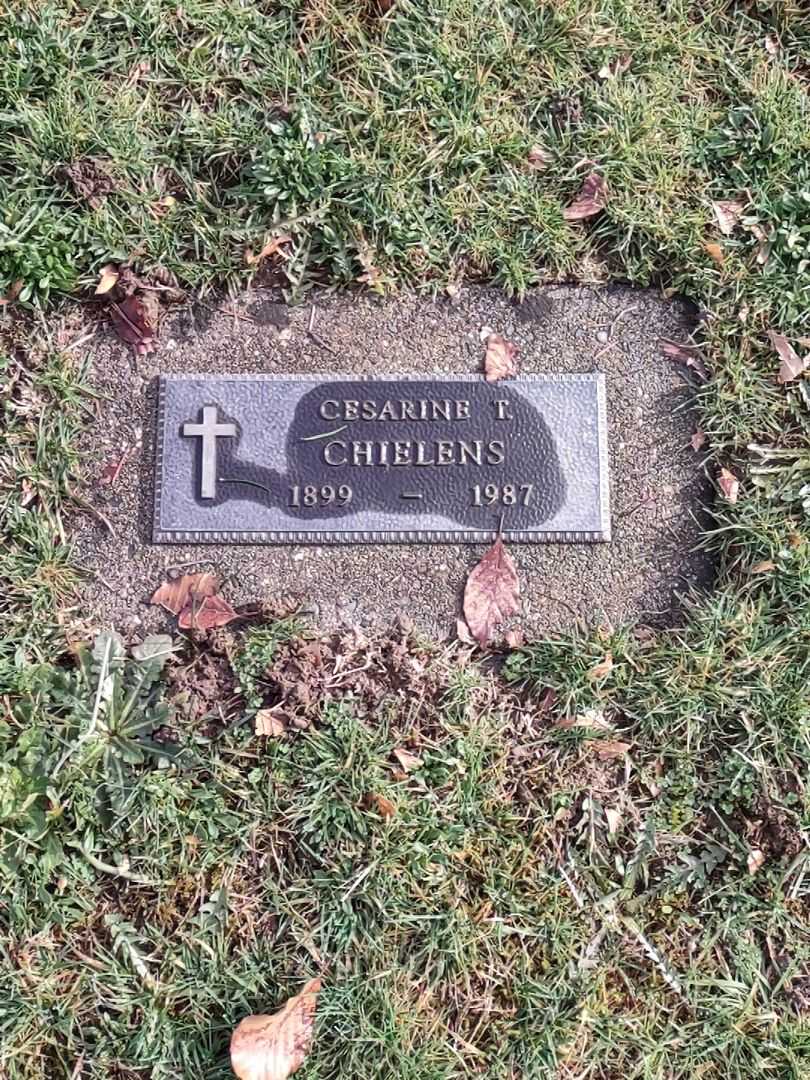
{"left": 178, "top": 593, "right": 239, "bottom": 630}
{"left": 718, "top": 468, "right": 739, "bottom": 504}
{"left": 244, "top": 234, "right": 292, "bottom": 267}
{"left": 111, "top": 291, "right": 159, "bottom": 356}
{"left": 587, "top": 652, "right": 614, "bottom": 680}
{"left": 563, "top": 171, "right": 608, "bottom": 221}
{"left": 463, "top": 536, "right": 520, "bottom": 646}
{"left": 230, "top": 978, "right": 322, "bottom": 1080}
{"left": 712, "top": 199, "right": 745, "bottom": 236}
{"left": 769, "top": 330, "right": 809, "bottom": 384}
{"left": 392, "top": 747, "right": 423, "bottom": 773}
{"left": 151, "top": 572, "right": 218, "bottom": 615}
{"left": 255, "top": 709, "right": 286, "bottom": 737}
{"left": 484, "top": 333, "right": 519, "bottom": 382}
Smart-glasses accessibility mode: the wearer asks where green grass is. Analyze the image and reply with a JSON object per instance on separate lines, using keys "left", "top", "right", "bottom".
{"left": 1, "top": 1, "right": 810, "bottom": 1078}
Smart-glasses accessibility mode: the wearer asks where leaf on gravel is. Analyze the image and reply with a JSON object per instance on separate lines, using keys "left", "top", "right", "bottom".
{"left": 484, "top": 333, "right": 518, "bottom": 382}
{"left": 690, "top": 429, "right": 707, "bottom": 451}
{"left": 588, "top": 652, "right": 614, "bottom": 680}
{"left": 588, "top": 739, "right": 631, "bottom": 759}
{"left": 244, "top": 234, "right": 292, "bottom": 267}
{"left": 370, "top": 793, "right": 396, "bottom": 818}
{"left": 563, "top": 171, "right": 608, "bottom": 221}
{"left": 747, "top": 848, "right": 766, "bottom": 875}
{"left": 704, "top": 241, "right": 725, "bottom": 265}
{"left": 178, "top": 593, "right": 239, "bottom": 630}
{"left": 393, "top": 748, "right": 423, "bottom": 773}
{"left": 230, "top": 978, "right": 322, "bottom": 1080}
{"left": 151, "top": 572, "right": 218, "bottom": 615}
{"left": 769, "top": 330, "right": 809, "bottom": 384}
{"left": 256, "top": 709, "right": 286, "bottom": 737}
{"left": 712, "top": 199, "right": 745, "bottom": 236}
{"left": 659, "top": 339, "right": 708, "bottom": 380}
{"left": 598, "top": 53, "right": 631, "bottom": 79}
{"left": 111, "top": 291, "right": 159, "bottom": 356}
{"left": 462, "top": 536, "right": 520, "bottom": 645}
{"left": 95, "top": 264, "right": 120, "bottom": 295}
{"left": 718, "top": 468, "right": 739, "bottom": 504}
{"left": 527, "top": 144, "right": 553, "bottom": 171}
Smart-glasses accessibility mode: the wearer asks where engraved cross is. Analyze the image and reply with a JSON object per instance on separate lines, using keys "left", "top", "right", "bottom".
{"left": 182, "top": 405, "right": 237, "bottom": 500}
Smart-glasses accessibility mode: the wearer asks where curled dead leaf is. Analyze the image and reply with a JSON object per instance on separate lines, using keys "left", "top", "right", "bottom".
{"left": 659, "top": 339, "right": 708, "bottom": 380}
{"left": 718, "top": 468, "right": 739, "bottom": 504}
{"left": 95, "top": 264, "right": 119, "bottom": 295}
{"left": 747, "top": 848, "right": 766, "bottom": 875}
{"left": 256, "top": 709, "right": 286, "bottom": 737}
{"left": 712, "top": 199, "right": 745, "bottom": 236}
{"left": 393, "top": 748, "right": 423, "bottom": 773}
{"left": 230, "top": 978, "right": 321, "bottom": 1080}
{"left": 588, "top": 652, "right": 614, "bottom": 680}
{"left": 178, "top": 593, "right": 239, "bottom": 630}
{"left": 369, "top": 793, "right": 396, "bottom": 818}
{"left": 690, "top": 429, "right": 707, "bottom": 452}
{"left": 750, "top": 560, "right": 776, "bottom": 574}
{"left": 588, "top": 739, "right": 631, "bottom": 759}
{"left": 769, "top": 330, "right": 809, "bottom": 384}
{"left": 462, "top": 536, "right": 520, "bottom": 646}
{"left": 563, "top": 171, "right": 608, "bottom": 221}
{"left": 484, "top": 333, "right": 518, "bottom": 382}
{"left": 704, "top": 241, "right": 725, "bottom": 266}
{"left": 244, "top": 234, "right": 292, "bottom": 267}
{"left": 111, "top": 291, "right": 159, "bottom": 356}
{"left": 527, "top": 144, "right": 553, "bottom": 171}
{"left": 151, "top": 572, "right": 218, "bottom": 615}
{"left": 556, "top": 708, "right": 612, "bottom": 732}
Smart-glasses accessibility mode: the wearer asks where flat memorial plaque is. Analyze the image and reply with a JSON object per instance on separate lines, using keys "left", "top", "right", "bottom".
{"left": 154, "top": 374, "right": 610, "bottom": 543}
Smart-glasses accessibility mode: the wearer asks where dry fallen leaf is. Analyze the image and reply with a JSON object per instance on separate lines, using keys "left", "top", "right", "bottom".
{"left": 563, "top": 171, "right": 608, "bottom": 221}
{"left": 0, "top": 279, "right": 23, "bottom": 306}
{"left": 527, "top": 144, "right": 553, "bottom": 171}
{"left": 393, "top": 748, "right": 423, "bottom": 773}
{"left": 95, "top": 264, "right": 120, "bottom": 295}
{"left": 556, "top": 708, "right": 612, "bottom": 732}
{"left": 690, "top": 429, "right": 707, "bottom": 451}
{"left": 748, "top": 221, "right": 771, "bottom": 265}
{"left": 111, "top": 291, "right": 159, "bottom": 356}
{"left": 256, "top": 709, "right": 286, "bottom": 738}
{"left": 151, "top": 572, "right": 218, "bottom": 615}
{"left": 504, "top": 627, "right": 525, "bottom": 648}
{"left": 712, "top": 199, "right": 745, "bottom": 236}
{"left": 588, "top": 739, "right": 631, "bottom": 759}
{"left": 463, "top": 536, "right": 520, "bottom": 646}
{"left": 764, "top": 34, "right": 780, "bottom": 56}
{"left": 769, "top": 330, "right": 810, "bottom": 384}
{"left": 704, "top": 241, "right": 725, "bottom": 266}
{"left": 598, "top": 53, "right": 631, "bottom": 79}
{"left": 605, "top": 807, "right": 622, "bottom": 834}
{"left": 178, "top": 593, "right": 239, "bottom": 630}
{"left": 747, "top": 848, "right": 766, "bottom": 875}
{"left": 370, "top": 793, "right": 396, "bottom": 818}
{"left": 718, "top": 468, "right": 739, "bottom": 504}
{"left": 484, "top": 333, "right": 518, "bottom": 382}
{"left": 587, "top": 652, "right": 614, "bottom": 680}
{"left": 230, "top": 978, "right": 321, "bottom": 1080}
{"left": 659, "top": 339, "right": 708, "bottom": 380}
{"left": 751, "top": 560, "right": 776, "bottom": 574}
{"left": 244, "top": 234, "right": 292, "bottom": 267}
{"left": 456, "top": 618, "right": 475, "bottom": 645}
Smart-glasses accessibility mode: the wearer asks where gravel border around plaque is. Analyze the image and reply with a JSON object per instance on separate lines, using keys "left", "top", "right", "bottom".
{"left": 71, "top": 284, "right": 713, "bottom": 638}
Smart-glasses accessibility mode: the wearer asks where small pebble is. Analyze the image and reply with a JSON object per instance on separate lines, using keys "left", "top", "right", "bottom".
{"left": 596, "top": 330, "right": 609, "bottom": 344}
